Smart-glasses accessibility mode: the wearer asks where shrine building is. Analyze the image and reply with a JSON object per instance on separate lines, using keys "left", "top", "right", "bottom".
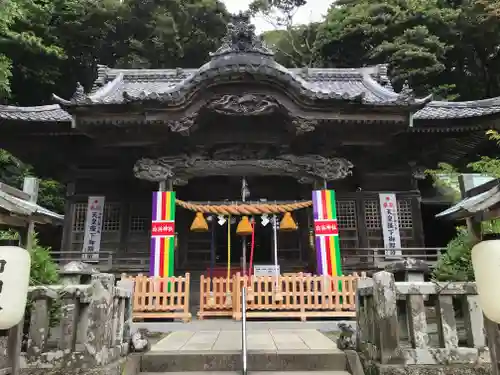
{"left": 0, "top": 14, "right": 499, "bottom": 276}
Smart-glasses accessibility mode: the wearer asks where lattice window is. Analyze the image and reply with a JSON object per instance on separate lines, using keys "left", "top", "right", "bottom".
{"left": 72, "top": 203, "right": 87, "bottom": 232}
{"left": 130, "top": 216, "right": 148, "bottom": 233}
{"left": 337, "top": 200, "right": 358, "bottom": 249}
{"left": 337, "top": 201, "right": 356, "bottom": 229}
{"left": 102, "top": 203, "right": 121, "bottom": 232}
{"left": 364, "top": 200, "right": 383, "bottom": 248}
{"left": 129, "top": 203, "right": 151, "bottom": 234}
{"left": 364, "top": 200, "right": 381, "bottom": 229}
{"left": 397, "top": 199, "right": 414, "bottom": 247}
{"left": 397, "top": 200, "right": 413, "bottom": 229}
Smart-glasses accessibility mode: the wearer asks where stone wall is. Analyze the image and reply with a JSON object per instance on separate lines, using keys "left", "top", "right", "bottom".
{"left": 0, "top": 263, "right": 133, "bottom": 375}
{"left": 356, "top": 270, "right": 494, "bottom": 375}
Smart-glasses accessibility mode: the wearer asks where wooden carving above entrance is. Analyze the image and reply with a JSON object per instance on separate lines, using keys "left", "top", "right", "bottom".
{"left": 133, "top": 153, "right": 354, "bottom": 185}
{"left": 206, "top": 94, "right": 279, "bottom": 116}
{"left": 147, "top": 94, "right": 319, "bottom": 136}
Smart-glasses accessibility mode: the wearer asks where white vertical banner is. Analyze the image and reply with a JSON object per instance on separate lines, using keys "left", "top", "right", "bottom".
{"left": 82, "top": 196, "right": 105, "bottom": 263}
{"left": 379, "top": 193, "right": 402, "bottom": 258}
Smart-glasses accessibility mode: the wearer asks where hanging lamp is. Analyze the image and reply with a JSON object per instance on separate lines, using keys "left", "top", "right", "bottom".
{"left": 190, "top": 212, "right": 209, "bottom": 232}
{"left": 236, "top": 215, "right": 253, "bottom": 236}
{"left": 279, "top": 212, "right": 298, "bottom": 231}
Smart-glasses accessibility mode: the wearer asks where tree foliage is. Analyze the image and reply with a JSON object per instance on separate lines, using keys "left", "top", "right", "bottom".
{"left": 428, "top": 130, "right": 500, "bottom": 281}
{"left": 0, "top": 230, "right": 59, "bottom": 286}
{"left": 0, "top": 0, "right": 230, "bottom": 217}
{"left": 1, "top": 0, "right": 230, "bottom": 104}
{"left": 249, "top": 0, "right": 500, "bottom": 100}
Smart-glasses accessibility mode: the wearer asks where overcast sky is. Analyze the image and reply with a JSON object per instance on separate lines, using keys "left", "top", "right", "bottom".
{"left": 221, "top": 0, "right": 332, "bottom": 33}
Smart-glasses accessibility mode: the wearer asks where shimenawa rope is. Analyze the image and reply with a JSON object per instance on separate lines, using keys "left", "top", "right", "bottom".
{"left": 175, "top": 199, "right": 312, "bottom": 215}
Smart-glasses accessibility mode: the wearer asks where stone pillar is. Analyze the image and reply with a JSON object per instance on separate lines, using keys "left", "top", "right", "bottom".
{"left": 59, "top": 261, "right": 99, "bottom": 285}
{"left": 385, "top": 258, "right": 429, "bottom": 343}
{"left": 26, "top": 289, "right": 53, "bottom": 357}
{"left": 58, "top": 262, "right": 98, "bottom": 350}
{"left": 385, "top": 258, "right": 429, "bottom": 282}
{"left": 83, "top": 273, "right": 115, "bottom": 366}
{"left": 116, "top": 278, "right": 134, "bottom": 343}
{"left": 372, "top": 271, "right": 403, "bottom": 364}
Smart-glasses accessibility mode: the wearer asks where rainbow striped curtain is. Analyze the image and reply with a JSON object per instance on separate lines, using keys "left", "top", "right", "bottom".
{"left": 150, "top": 191, "right": 176, "bottom": 277}
{"left": 312, "top": 190, "right": 342, "bottom": 277}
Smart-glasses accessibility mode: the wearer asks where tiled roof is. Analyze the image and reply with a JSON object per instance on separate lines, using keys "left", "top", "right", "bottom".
{"left": 53, "top": 63, "right": 430, "bottom": 107}
{"left": 0, "top": 104, "right": 71, "bottom": 122}
{"left": 4, "top": 92, "right": 500, "bottom": 123}
{"left": 414, "top": 97, "right": 500, "bottom": 119}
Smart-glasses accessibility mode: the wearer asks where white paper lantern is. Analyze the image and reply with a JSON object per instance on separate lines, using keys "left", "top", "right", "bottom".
{"left": 0, "top": 246, "right": 31, "bottom": 329}
{"left": 472, "top": 237, "right": 500, "bottom": 323}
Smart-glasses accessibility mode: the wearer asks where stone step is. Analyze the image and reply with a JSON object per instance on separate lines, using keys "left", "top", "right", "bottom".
{"left": 141, "top": 351, "right": 347, "bottom": 372}
{"left": 141, "top": 372, "right": 350, "bottom": 375}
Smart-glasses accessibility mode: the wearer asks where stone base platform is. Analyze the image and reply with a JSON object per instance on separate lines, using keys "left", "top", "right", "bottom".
{"left": 143, "top": 329, "right": 346, "bottom": 372}
{"left": 141, "top": 372, "right": 350, "bottom": 375}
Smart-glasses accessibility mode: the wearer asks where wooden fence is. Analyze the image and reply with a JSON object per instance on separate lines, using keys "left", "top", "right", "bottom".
{"left": 198, "top": 272, "right": 365, "bottom": 321}
{"left": 198, "top": 275, "right": 234, "bottom": 319}
{"left": 121, "top": 273, "right": 192, "bottom": 322}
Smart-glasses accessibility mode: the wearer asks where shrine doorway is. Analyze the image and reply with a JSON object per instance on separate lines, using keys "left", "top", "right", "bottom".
{"left": 176, "top": 175, "right": 307, "bottom": 271}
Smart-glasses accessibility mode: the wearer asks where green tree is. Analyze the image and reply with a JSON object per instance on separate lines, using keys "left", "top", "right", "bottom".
{"left": 0, "top": 0, "right": 65, "bottom": 100}
{"left": 428, "top": 130, "right": 500, "bottom": 281}
{"left": 315, "top": 0, "right": 459, "bottom": 96}
{"left": 0, "top": 150, "right": 64, "bottom": 213}
{"left": 113, "top": 0, "right": 229, "bottom": 69}
{"left": 0, "top": 230, "right": 59, "bottom": 286}
{"left": 262, "top": 23, "right": 320, "bottom": 67}
{"left": 250, "top": 0, "right": 320, "bottom": 67}
{"left": 3, "top": 0, "right": 230, "bottom": 105}
{"left": 1, "top": 0, "right": 230, "bottom": 216}
{"left": 314, "top": 0, "right": 500, "bottom": 100}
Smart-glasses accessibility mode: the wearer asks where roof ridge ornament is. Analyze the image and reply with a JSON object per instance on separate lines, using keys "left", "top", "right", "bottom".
{"left": 53, "top": 82, "right": 93, "bottom": 106}
{"left": 377, "top": 64, "right": 393, "bottom": 90}
{"left": 210, "top": 11, "right": 274, "bottom": 58}
{"left": 71, "top": 83, "right": 92, "bottom": 103}
{"left": 396, "top": 80, "right": 416, "bottom": 104}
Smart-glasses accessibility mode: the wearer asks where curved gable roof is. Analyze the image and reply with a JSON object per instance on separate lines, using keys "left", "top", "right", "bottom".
{"left": 60, "top": 63, "right": 424, "bottom": 108}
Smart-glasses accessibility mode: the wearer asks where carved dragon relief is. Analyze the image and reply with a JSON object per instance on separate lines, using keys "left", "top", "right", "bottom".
{"left": 292, "top": 117, "right": 318, "bottom": 135}
{"left": 206, "top": 94, "right": 280, "bottom": 116}
{"left": 133, "top": 153, "right": 354, "bottom": 185}
{"left": 162, "top": 94, "right": 320, "bottom": 135}
{"left": 165, "top": 112, "right": 198, "bottom": 135}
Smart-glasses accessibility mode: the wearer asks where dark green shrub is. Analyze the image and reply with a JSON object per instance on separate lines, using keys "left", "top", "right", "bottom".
{"left": 433, "top": 221, "right": 500, "bottom": 282}
{"left": 433, "top": 226, "right": 474, "bottom": 282}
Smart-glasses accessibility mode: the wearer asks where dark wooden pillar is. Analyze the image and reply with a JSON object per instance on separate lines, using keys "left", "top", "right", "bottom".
{"left": 119, "top": 199, "right": 130, "bottom": 255}
{"left": 60, "top": 181, "right": 75, "bottom": 253}
{"left": 411, "top": 195, "right": 425, "bottom": 246}
{"left": 356, "top": 192, "right": 369, "bottom": 248}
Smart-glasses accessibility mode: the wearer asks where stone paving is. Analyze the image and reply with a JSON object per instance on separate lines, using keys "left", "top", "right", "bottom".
{"left": 134, "top": 319, "right": 354, "bottom": 333}
{"left": 151, "top": 329, "right": 339, "bottom": 352}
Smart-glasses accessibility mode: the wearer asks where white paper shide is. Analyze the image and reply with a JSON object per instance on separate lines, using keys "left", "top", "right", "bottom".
{"left": 82, "top": 196, "right": 105, "bottom": 262}
{"left": 378, "top": 193, "right": 401, "bottom": 258}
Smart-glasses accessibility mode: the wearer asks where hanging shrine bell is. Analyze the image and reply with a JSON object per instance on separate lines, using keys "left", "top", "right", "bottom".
{"left": 190, "top": 212, "right": 209, "bottom": 232}
{"left": 236, "top": 216, "right": 253, "bottom": 236}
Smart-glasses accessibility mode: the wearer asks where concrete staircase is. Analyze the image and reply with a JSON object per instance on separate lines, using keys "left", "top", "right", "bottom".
{"left": 139, "top": 329, "right": 350, "bottom": 375}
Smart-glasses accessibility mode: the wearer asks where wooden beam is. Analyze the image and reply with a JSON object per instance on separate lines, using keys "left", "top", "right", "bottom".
{"left": 0, "top": 183, "right": 30, "bottom": 201}
{"left": 0, "top": 214, "right": 28, "bottom": 227}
